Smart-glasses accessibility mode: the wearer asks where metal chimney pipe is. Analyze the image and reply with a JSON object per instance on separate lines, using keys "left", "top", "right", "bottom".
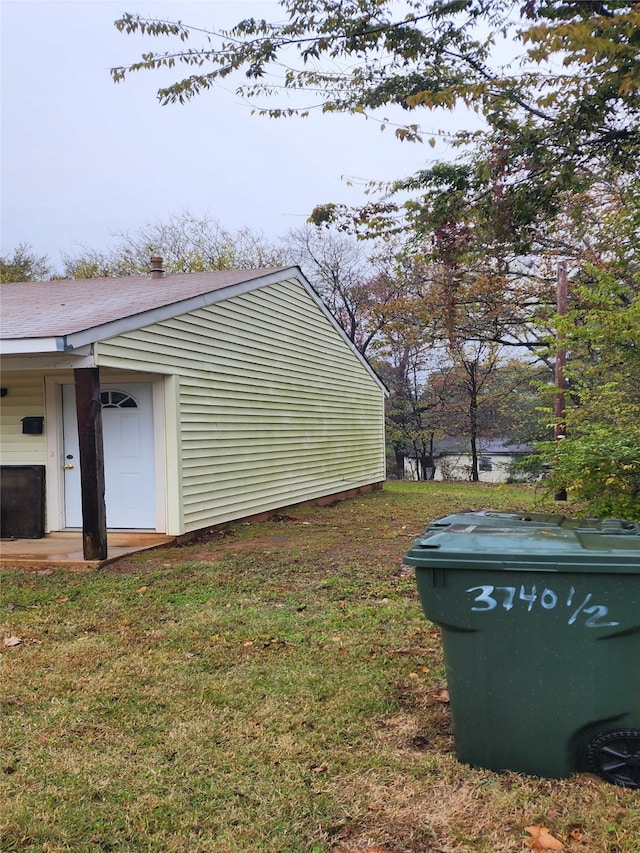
{"left": 150, "top": 256, "right": 164, "bottom": 279}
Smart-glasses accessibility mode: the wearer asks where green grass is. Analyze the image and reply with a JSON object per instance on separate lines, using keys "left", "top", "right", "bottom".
{"left": 1, "top": 482, "right": 638, "bottom": 852}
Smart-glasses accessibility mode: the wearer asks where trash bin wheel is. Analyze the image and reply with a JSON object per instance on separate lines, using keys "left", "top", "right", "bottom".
{"left": 588, "top": 730, "right": 640, "bottom": 789}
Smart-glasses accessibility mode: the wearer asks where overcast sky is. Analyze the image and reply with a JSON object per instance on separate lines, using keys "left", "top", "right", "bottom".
{"left": 1, "top": 0, "right": 471, "bottom": 270}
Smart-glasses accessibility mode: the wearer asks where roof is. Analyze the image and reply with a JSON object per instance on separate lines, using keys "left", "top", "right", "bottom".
{"left": 439, "top": 438, "right": 537, "bottom": 455}
{"left": 0, "top": 266, "right": 388, "bottom": 395}
{"left": 407, "top": 438, "right": 537, "bottom": 458}
{"left": 0, "top": 267, "right": 291, "bottom": 342}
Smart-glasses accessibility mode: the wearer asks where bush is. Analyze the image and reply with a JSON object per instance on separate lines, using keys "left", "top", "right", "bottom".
{"left": 506, "top": 453, "right": 549, "bottom": 484}
{"left": 540, "top": 428, "right": 640, "bottom": 519}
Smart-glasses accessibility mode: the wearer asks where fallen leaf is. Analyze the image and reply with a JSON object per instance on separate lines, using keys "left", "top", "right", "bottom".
{"left": 136, "top": 586, "right": 149, "bottom": 594}
{"left": 55, "top": 596, "right": 69, "bottom": 603}
{"left": 417, "top": 666, "right": 431, "bottom": 673}
{"left": 3, "top": 636, "right": 22, "bottom": 647}
{"left": 569, "top": 828, "right": 584, "bottom": 842}
{"left": 435, "top": 688, "right": 450, "bottom": 703}
{"left": 37, "top": 569, "right": 53, "bottom": 575}
{"left": 243, "top": 641, "right": 254, "bottom": 647}
{"left": 525, "top": 824, "right": 564, "bottom": 851}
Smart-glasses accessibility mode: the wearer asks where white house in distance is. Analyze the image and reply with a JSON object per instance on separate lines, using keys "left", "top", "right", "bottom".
{"left": 403, "top": 438, "right": 537, "bottom": 483}
{"left": 0, "top": 261, "right": 387, "bottom": 558}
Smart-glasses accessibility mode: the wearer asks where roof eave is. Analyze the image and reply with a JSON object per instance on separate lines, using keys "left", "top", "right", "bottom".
{"left": 0, "top": 336, "right": 67, "bottom": 354}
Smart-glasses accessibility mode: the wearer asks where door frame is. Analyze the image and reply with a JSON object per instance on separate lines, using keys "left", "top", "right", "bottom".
{"left": 45, "top": 373, "right": 167, "bottom": 532}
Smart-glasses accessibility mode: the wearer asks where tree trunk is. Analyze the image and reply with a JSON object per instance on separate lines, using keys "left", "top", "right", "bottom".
{"left": 468, "top": 363, "right": 480, "bottom": 482}
{"left": 554, "top": 260, "right": 568, "bottom": 500}
{"left": 427, "top": 431, "right": 435, "bottom": 480}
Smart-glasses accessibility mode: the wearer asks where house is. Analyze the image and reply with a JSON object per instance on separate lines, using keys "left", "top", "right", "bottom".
{"left": 403, "top": 438, "right": 537, "bottom": 483}
{"left": 0, "top": 261, "right": 387, "bottom": 558}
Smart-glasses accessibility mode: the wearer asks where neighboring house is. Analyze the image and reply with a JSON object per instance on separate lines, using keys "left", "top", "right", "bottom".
{"left": 0, "top": 261, "right": 387, "bottom": 556}
{"left": 403, "top": 438, "right": 537, "bottom": 484}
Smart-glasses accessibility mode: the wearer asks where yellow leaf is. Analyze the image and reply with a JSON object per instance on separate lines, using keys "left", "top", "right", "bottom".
{"left": 524, "top": 825, "right": 564, "bottom": 851}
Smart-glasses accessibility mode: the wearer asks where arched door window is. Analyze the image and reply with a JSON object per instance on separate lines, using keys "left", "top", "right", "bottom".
{"left": 100, "top": 390, "right": 138, "bottom": 409}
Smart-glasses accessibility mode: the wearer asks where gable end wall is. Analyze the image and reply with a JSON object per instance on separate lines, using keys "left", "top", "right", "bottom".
{"left": 95, "top": 278, "right": 385, "bottom": 532}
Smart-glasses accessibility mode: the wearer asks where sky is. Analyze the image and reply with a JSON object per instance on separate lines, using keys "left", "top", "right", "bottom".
{"left": 1, "top": 0, "right": 470, "bottom": 271}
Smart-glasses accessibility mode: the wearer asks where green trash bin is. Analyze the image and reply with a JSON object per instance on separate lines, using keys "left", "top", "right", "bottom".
{"left": 403, "top": 511, "right": 640, "bottom": 786}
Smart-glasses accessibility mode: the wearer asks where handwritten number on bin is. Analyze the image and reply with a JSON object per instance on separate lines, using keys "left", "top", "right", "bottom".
{"left": 465, "top": 584, "right": 619, "bottom": 628}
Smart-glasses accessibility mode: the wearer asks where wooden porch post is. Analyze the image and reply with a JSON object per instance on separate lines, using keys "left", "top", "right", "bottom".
{"left": 73, "top": 367, "right": 107, "bottom": 560}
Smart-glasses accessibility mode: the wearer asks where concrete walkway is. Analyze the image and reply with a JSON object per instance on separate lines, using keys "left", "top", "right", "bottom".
{"left": 0, "top": 532, "right": 176, "bottom": 570}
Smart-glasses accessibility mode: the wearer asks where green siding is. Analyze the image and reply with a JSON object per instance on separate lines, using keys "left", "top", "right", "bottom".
{"left": 95, "top": 277, "right": 385, "bottom": 533}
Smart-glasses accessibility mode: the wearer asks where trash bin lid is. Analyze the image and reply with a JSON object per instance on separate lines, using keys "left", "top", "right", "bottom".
{"left": 404, "top": 511, "right": 640, "bottom": 574}
{"left": 424, "top": 510, "right": 639, "bottom": 536}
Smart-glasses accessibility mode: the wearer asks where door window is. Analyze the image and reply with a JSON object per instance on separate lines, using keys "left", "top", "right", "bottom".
{"left": 101, "top": 390, "right": 138, "bottom": 409}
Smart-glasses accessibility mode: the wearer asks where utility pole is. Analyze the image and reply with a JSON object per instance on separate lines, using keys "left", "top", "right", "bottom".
{"left": 554, "top": 260, "right": 568, "bottom": 501}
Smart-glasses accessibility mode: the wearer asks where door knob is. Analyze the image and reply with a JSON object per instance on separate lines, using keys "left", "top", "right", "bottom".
{"left": 64, "top": 464, "right": 74, "bottom": 469}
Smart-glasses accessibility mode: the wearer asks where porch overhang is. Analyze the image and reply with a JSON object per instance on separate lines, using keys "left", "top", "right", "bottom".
{"left": 0, "top": 339, "right": 94, "bottom": 357}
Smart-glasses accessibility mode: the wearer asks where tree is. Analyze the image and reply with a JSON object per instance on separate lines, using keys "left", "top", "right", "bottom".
{"left": 0, "top": 243, "right": 50, "bottom": 282}
{"left": 110, "top": 1, "right": 640, "bottom": 360}
{"left": 112, "top": 1, "right": 640, "bottom": 227}
{"left": 542, "top": 266, "right": 640, "bottom": 517}
{"left": 485, "top": 359, "right": 552, "bottom": 446}
{"left": 108, "top": 6, "right": 640, "bottom": 507}
{"left": 427, "top": 341, "right": 504, "bottom": 481}
{"left": 376, "top": 327, "right": 441, "bottom": 480}
{"left": 62, "top": 211, "right": 284, "bottom": 278}
{"left": 283, "top": 225, "right": 378, "bottom": 355}
{"left": 283, "top": 225, "right": 423, "bottom": 356}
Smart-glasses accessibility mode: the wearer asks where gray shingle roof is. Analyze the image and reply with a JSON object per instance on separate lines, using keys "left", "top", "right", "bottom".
{"left": 407, "top": 438, "right": 537, "bottom": 457}
{"left": 0, "top": 268, "right": 290, "bottom": 340}
{"left": 437, "top": 437, "right": 536, "bottom": 455}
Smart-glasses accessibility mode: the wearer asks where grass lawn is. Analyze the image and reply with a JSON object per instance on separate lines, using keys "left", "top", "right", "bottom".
{"left": 1, "top": 482, "right": 638, "bottom": 852}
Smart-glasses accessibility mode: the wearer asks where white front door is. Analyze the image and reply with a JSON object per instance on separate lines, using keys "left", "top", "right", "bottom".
{"left": 62, "top": 382, "right": 156, "bottom": 529}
